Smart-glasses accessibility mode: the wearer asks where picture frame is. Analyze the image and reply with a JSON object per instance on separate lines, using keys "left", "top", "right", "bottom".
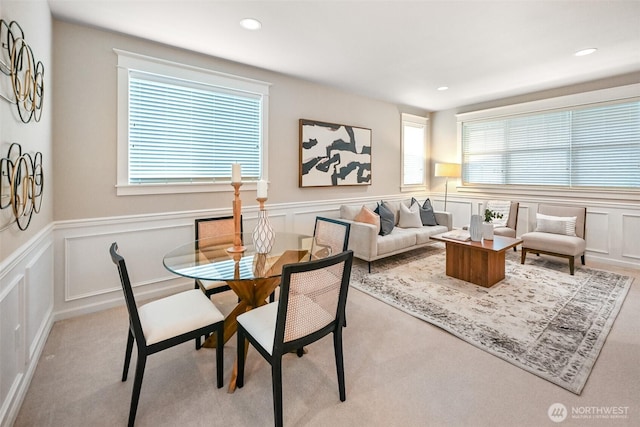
{"left": 299, "top": 119, "right": 372, "bottom": 187}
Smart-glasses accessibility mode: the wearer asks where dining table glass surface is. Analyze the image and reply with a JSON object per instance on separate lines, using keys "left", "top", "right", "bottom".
{"left": 163, "top": 232, "right": 312, "bottom": 282}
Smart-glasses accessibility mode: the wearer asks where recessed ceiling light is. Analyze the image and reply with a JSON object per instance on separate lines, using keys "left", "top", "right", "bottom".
{"left": 437, "top": 86, "right": 449, "bottom": 91}
{"left": 574, "top": 48, "right": 597, "bottom": 57}
{"left": 240, "top": 18, "right": 262, "bottom": 31}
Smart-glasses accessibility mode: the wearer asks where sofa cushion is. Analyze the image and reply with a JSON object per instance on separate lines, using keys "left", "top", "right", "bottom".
{"left": 354, "top": 205, "right": 381, "bottom": 233}
{"left": 412, "top": 198, "right": 438, "bottom": 226}
{"left": 535, "top": 213, "right": 577, "bottom": 236}
{"left": 375, "top": 203, "right": 395, "bottom": 236}
{"left": 414, "top": 225, "right": 450, "bottom": 244}
{"left": 377, "top": 227, "right": 417, "bottom": 255}
{"left": 398, "top": 202, "right": 423, "bottom": 228}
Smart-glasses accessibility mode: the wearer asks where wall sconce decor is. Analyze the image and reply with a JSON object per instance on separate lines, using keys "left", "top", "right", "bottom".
{"left": 0, "top": 19, "right": 45, "bottom": 123}
{"left": 0, "top": 142, "right": 44, "bottom": 231}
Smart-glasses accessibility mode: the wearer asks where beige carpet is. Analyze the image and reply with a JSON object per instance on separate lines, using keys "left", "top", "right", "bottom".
{"left": 14, "top": 253, "right": 640, "bottom": 426}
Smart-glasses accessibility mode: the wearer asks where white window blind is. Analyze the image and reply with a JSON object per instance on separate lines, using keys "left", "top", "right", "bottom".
{"left": 129, "top": 72, "right": 261, "bottom": 184}
{"left": 462, "top": 99, "right": 640, "bottom": 189}
{"left": 401, "top": 114, "right": 428, "bottom": 188}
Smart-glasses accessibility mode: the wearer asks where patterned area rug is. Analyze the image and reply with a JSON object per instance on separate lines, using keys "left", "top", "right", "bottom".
{"left": 351, "top": 244, "right": 633, "bottom": 394}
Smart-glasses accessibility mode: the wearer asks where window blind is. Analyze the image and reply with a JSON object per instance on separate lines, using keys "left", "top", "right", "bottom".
{"left": 462, "top": 100, "right": 640, "bottom": 189}
{"left": 128, "top": 72, "right": 261, "bottom": 184}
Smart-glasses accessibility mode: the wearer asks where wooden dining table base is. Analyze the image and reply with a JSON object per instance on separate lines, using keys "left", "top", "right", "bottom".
{"left": 202, "top": 249, "right": 309, "bottom": 392}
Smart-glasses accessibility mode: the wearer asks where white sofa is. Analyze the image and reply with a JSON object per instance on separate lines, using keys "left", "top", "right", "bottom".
{"left": 339, "top": 199, "right": 452, "bottom": 272}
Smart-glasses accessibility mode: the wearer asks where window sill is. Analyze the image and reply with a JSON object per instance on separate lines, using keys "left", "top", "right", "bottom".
{"left": 116, "top": 182, "right": 258, "bottom": 196}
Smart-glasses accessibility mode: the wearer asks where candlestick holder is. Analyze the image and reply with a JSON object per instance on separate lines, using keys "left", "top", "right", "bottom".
{"left": 253, "top": 197, "right": 275, "bottom": 254}
{"left": 227, "top": 182, "right": 246, "bottom": 253}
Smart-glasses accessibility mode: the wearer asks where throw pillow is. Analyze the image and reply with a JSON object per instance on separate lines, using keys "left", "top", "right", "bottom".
{"left": 381, "top": 200, "right": 400, "bottom": 225}
{"left": 375, "top": 202, "right": 395, "bottom": 236}
{"left": 486, "top": 200, "right": 510, "bottom": 227}
{"left": 412, "top": 197, "right": 438, "bottom": 226}
{"left": 535, "top": 213, "right": 577, "bottom": 236}
{"left": 354, "top": 205, "right": 381, "bottom": 234}
{"left": 398, "top": 202, "right": 423, "bottom": 228}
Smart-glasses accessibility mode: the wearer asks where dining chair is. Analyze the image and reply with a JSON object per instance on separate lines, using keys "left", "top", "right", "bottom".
{"left": 309, "top": 216, "right": 351, "bottom": 260}
{"left": 236, "top": 250, "right": 354, "bottom": 427}
{"left": 194, "top": 216, "right": 241, "bottom": 347}
{"left": 109, "top": 242, "right": 225, "bottom": 427}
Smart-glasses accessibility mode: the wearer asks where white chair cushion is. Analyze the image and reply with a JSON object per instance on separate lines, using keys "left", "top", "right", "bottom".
{"left": 237, "top": 302, "right": 279, "bottom": 355}
{"left": 486, "top": 200, "right": 511, "bottom": 227}
{"left": 521, "top": 231, "right": 586, "bottom": 256}
{"left": 139, "top": 289, "right": 224, "bottom": 345}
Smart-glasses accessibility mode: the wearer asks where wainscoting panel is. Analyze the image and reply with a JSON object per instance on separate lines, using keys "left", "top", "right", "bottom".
{"left": 24, "top": 242, "right": 54, "bottom": 359}
{"left": 0, "top": 275, "right": 25, "bottom": 425}
{"left": 64, "top": 224, "right": 192, "bottom": 301}
{"left": 622, "top": 214, "right": 640, "bottom": 260}
{"left": 585, "top": 211, "right": 610, "bottom": 255}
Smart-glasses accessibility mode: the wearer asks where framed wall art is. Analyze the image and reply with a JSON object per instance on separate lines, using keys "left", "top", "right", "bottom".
{"left": 299, "top": 119, "right": 372, "bottom": 187}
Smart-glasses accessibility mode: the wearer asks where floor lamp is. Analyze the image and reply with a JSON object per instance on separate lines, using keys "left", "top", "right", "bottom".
{"left": 434, "top": 162, "right": 461, "bottom": 211}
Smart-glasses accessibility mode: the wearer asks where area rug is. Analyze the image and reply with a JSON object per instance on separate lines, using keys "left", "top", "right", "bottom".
{"left": 351, "top": 245, "right": 633, "bottom": 394}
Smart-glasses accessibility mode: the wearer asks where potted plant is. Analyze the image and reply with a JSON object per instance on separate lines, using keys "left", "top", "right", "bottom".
{"left": 482, "top": 209, "right": 503, "bottom": 240}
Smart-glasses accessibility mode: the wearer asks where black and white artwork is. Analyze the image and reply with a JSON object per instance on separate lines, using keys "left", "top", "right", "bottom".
{"left": 299, "top": 119, "right": 372, "bottom": 187}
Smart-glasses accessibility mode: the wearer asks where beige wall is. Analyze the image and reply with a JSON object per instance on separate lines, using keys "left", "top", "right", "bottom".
{"left": 0, "top": 0, "right": 53, "bottom": 259}
{"left": 52, "top": 20, "right": 428, "bottom": 222}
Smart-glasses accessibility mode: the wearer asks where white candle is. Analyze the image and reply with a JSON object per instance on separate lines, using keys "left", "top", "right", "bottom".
{"left": 257, "top": 179, "right": 268, "bottom": 199}
{"left": 231, "top": 163, "right": 241, "bottom": 183}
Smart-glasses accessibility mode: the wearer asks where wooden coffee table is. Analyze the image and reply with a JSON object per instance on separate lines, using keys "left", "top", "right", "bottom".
{"left": 430, "top": 233, "right": 522, "bottom": 287}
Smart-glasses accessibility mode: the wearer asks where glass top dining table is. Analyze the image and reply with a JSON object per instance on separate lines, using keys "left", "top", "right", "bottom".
{"left": 163, "top": 231, "right": 312, "bottom": 283}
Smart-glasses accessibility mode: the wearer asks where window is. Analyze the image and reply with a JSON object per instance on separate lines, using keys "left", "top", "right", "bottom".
{"left": 459, "top": 85, "right": 640, "bottom": 191}
{"left": 116, "top": 50, "right": 270, "bottom": 195}
{"left": 401, "top": 113, "right": 429, "bottom": 189}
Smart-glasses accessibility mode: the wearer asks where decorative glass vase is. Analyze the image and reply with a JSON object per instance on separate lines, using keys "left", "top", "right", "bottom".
{"left": 482, "top": 222, "right": 494, "bottom": 240}
{"left": 253, "top": 210, "right": 275, "bottom": 254}
{"left": 469, "top": 214, "right": 483, "bottom": 241}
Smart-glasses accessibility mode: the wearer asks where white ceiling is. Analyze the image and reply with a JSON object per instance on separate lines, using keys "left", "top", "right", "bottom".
{"left": 49, "top": 0, "right": 640, "bottom": 111}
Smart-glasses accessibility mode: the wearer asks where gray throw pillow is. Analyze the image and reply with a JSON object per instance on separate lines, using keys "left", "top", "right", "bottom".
{"left": 375, "top": 203, "right": 395, "bottom": 236}
{"left": 412, "top": 197, "right": 438, "bottom": 226}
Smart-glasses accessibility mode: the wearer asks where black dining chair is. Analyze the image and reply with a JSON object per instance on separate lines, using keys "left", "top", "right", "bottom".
{"left": 109, "top": 242, "right": 225, "bottom": 427}
{"left": 236, "top": 250, "right": 354, "bottom": 427}
{"left": 309, "top": 216, "right": 351, "bottom": 260}
{"left": 194, "top": 216, "right": 242, "bottom": 348}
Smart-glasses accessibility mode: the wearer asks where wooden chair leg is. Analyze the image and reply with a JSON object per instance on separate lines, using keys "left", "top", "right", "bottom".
{"left": 520, "top": 248, "right": 527, "bottom": 264}
{"left": 569, "top": 257, "right": 575, "bottom": 275}
{"left": 128, "top": 353, "right": 147, "bottom": 427}
{"left": 272, "top": 358, "right": 284, "bottom": 427}
{"left": 581, "top": 254, "right": 585, "bottom": 265}
{"left": 122, "top": 330, "right": 134, "bottom": 381}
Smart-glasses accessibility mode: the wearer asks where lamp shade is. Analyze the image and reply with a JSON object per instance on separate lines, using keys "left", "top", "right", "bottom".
{"left": 434, "top": 162, "right": 461, "bottom": 178}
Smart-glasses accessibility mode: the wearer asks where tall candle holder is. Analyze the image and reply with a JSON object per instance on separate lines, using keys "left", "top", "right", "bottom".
{"left": 227, "top": 182, "right": 246, "bottom": 253}
{"left": 253, "top": 197, "right": 275, "bottom": 254}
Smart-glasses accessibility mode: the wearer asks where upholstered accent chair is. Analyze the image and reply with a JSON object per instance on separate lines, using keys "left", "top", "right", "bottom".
{"left": 236, "top": 250, "right": 354, "bottom": 427}
{"left": 484, "top": 200, "right": 520, "bottom": 251}
{"left": 109, "top": 243, "right": 225, "bottom": 427}
{"left": 484, "top": 200, "right": 519, "bottom": 238}
{"left": 520, "top": 204, "right": 587, "bottom": 275}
